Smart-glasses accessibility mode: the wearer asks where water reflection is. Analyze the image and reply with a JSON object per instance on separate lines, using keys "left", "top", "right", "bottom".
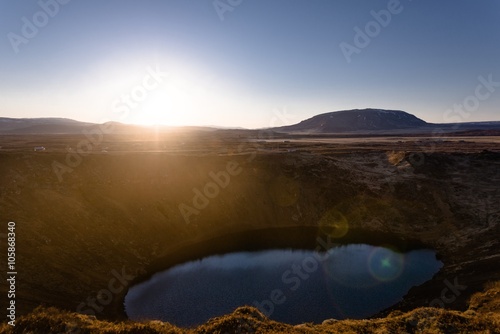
{"left": 125, "top": 244, "right": 442, "bottom": 326}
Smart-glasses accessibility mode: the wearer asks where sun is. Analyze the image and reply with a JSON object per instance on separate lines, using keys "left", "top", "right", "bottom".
{"left": 126, "top": 73, "right": 202, "bottom": 126}
{"left": 129, "top": 89, "right": 187, "bottom": 127}
{"left": 131, "top": 96, "right": 177, "bottom": 126}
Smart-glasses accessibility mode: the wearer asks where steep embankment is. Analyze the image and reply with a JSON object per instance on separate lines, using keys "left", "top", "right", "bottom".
{"left": 0, "top": 140, "right": 499, "bottom": 326}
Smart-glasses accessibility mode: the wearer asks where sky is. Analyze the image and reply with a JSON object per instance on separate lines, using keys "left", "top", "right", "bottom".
{"left": 0, "top": 0, "right": 499, "bottom": 128}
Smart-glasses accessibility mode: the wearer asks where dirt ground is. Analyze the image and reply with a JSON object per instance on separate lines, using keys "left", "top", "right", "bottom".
{"left": 0, "top": 130, "right": 499, "bottom": 331}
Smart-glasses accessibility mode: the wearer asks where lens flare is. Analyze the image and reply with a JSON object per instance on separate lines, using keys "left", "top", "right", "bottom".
{"left": 321, "top": 244, "right": 380, "bottom": 289}
{"left": 319, "top": 208, "right": 349, "bottom": 239}
{"left": 367, "top": 246, "right": 405, "bottom": 282}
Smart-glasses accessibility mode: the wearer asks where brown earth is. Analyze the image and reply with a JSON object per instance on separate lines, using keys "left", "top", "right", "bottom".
{"left": 0, "top": 131, "right": 499, "bottom": 331}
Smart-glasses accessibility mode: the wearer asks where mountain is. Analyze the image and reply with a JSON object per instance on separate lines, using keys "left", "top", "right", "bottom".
{"left": 273, "top": 109, "right": 500, "bottom": 134}
{"left": 0, "top": 117, "right": 219, "bottom": 135}
{"left": 1, "top": 110, "right": 499, "bottom": 135}
{"left": 274, "top": 109, "right": 428, "bottom": 134}
{"left": 0, "top": 117, "right": 96, "bottom": 134}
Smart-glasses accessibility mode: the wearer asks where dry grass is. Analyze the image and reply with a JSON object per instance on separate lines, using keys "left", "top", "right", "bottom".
{"left": 1, "top": 281, "right": 499, "bottom": 334}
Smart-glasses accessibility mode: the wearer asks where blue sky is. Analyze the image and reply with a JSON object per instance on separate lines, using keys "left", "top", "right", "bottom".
{"left": 0, "top": 0, "right": 499, "bottom": 128}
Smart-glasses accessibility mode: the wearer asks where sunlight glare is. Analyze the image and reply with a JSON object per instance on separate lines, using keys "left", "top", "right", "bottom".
{"left": 129, "top": 74, "right": 200, "bottom": 126}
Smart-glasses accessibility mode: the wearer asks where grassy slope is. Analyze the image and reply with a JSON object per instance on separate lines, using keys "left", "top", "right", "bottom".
{"left": 1, "top": 282, "right": 499, "bottom": 333}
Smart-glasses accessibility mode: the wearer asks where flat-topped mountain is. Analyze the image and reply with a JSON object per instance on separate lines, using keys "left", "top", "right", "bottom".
{"left": 274, "top": 109, "right": 428, "bottom": 133}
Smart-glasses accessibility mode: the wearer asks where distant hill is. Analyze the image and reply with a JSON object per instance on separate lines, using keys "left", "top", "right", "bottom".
{"left": 0, "top": 117, "right": 95, "bottom": 134}
{"left": 0, "top": 117, "right": 220, "bottom": 135}
{"left": 1, "top": 111, "right": 499, "bottom": 135}
{"left": 274, "top": 109, "right": 428, "bottom": 134}
{"left": 273, "top": 109, "right": 500, "bottom": 134}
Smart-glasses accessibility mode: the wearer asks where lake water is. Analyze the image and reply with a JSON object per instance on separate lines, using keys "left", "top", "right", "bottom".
{"left": 125, "top": 244, "right": 442, "bottom": 326}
